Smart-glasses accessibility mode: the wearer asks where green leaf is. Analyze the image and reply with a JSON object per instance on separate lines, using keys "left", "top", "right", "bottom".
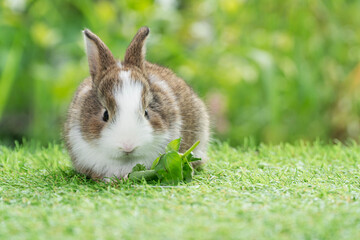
{"left": 182, "top": 141, "right": 200, "bottom": 158}
{"left": 131, "top": 163, "right": 146, "bottom": 172}
{"left": 165, "top": 138, "right": 181, "bottom": 152}
{"left": 185, "top": 152, "right": 201, "bottom": 163}
{"left": 154, "top": 155, "right": 166, "bottom": 176}
{"left": 130, "top": 138, "right": 201, "bottom": 185}
{"left": 155, "top": 151, "right": 183, "bottom": 184}
{"left": 182, "top": 161, "right": 193, "bottom": 182}
{"left": 151, "top": 156, "right": 160, "bottom": 170}
{"left": 164, "top": 151, "right": 183, "bottom": 184}
{"left": 128, "top": 170, "right": 158, "bottom": 182}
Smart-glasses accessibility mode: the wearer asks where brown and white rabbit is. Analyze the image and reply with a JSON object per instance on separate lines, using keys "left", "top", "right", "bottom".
{"left": 64, "top": 27, "right": 210, "bottom": 181}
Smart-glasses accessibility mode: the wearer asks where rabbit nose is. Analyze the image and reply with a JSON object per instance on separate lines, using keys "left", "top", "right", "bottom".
{"left": 122, "top": 143, "right": 136, "bottom": 153}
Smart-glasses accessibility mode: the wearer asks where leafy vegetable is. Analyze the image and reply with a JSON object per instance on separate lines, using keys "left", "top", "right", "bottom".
{"left": 132, "top": 163, "right": 147, "bottom": 172}
{"left": 165, "top": 138, "right": 181, "bottom": 152}
{"left": 128, "top": 138, "right": 201, "bottom": 184}
{"left": 128, "top": 170, "right": 157, "bottom": 181}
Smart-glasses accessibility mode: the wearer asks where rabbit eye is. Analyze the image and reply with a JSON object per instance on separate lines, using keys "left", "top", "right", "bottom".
{"left": 144, "top": 109, "right": 149, "bottom": 120}
{"left": 103, "top": 109, "right": 109, "bottom": 122}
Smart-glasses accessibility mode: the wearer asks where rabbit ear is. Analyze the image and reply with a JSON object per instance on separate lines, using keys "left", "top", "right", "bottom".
{"left": 124, "top": 27, "right": 150, "bottom": 71}
{"left": 83, "top": 29, "right": 116, "bottom": 83}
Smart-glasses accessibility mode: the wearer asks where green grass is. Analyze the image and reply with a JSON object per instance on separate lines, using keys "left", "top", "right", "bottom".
{"left": 1, "top": 140, "right": 360, "bottom": 239}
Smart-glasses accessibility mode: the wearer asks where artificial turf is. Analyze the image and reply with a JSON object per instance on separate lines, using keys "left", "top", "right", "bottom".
{"left": 1, "top": 140, "right": 359, "bottom": 239}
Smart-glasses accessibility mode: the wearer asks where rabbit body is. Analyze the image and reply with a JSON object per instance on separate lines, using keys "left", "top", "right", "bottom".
{"left": 64, "top": 27, "right": 209, "bottom": 180}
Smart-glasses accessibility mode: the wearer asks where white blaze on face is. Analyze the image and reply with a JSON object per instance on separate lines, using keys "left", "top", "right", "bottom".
{"left": 116, "top": 70, "right": 142, "bottom": 123}
{"left": 99, "top": 70, "right": 154, "bottom": 157}
{"left": 115, "top": 70, "right": 143, "bottom": 149}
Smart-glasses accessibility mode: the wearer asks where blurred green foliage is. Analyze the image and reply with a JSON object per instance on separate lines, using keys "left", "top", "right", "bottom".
{"left": 1, "top": 0, "right": 360, "bottom": 145}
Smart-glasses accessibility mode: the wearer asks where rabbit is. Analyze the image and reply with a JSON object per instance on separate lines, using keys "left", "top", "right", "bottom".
{"left": 63, "top": 27, "right": 210, "bottom": 181}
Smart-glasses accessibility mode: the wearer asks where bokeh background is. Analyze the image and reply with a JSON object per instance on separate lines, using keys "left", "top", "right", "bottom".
{"left": 1, "top": 0, "right": 360, "bottom": 146}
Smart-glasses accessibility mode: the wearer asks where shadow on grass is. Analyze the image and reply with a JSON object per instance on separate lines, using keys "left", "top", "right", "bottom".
{"left": 39, "top": 167, "right": 162, "bottom": 190}
{"left": 31, "top": 156, "right": 208, "bottom": 191}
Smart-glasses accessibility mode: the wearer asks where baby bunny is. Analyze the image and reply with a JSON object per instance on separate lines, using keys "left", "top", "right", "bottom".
{"left": 64, "top": 27, "right": 210, "bottom": 180}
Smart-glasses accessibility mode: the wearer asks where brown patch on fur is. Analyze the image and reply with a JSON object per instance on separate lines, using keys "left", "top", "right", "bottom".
{"left": 124, "top": 27, "right": 150, "bottom": 71}
{"left": 79, "top": 89, "right": 106, "bottom": 141}
{"left": 148, "top": 83, "right": 179, "bottom": 132}
{"left": 96, "top": 68, "right": 120, "bottom": 115}
{"left": 145, "top": 62, "right": 210, "bottom": 154}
